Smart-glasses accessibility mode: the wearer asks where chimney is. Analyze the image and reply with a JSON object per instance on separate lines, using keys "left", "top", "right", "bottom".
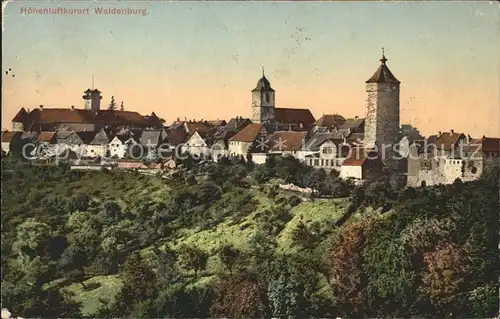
{"left": 39, "top": 105, "right": 44, "bottom": 109}
{"left": 450, "top": 129, "right": 454, "bottom": 134}
{"left": 71, "top": 105, "right": 75, "bottom": 110}
{"left": 438, "top": 131, "right": 442, "bottom": 136}
{"left": 354, "top": 116, "right": 359, "bottom": 120}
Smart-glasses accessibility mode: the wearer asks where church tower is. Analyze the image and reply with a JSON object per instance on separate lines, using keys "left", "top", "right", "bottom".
{"left": 252, "top": 68, "right": 275, "bottom": 123}
{"left": 364, "top": 50, "right": 400, "bottom": 165}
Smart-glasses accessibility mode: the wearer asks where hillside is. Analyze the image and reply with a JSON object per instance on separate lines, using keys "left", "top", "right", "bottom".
{"left": 1, "top": 156, "right": 498, "bottom": 318}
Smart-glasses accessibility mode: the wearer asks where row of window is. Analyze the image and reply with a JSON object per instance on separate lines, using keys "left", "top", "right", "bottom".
{"left": 307, "top": 158, "right": 336, "bottom": 167}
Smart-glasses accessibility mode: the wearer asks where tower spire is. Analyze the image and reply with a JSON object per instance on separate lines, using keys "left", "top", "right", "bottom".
{"left": 92, "top": 74, "right": 95, "bottom": 90}
{"left": 262, "top": 66, "right": 265, "bottom": 77}
{"left": 380, "top": 47, "right": 387, "bottom": 65}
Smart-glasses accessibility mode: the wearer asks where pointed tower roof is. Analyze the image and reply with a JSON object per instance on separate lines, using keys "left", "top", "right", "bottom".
{"left": 252, "top": 68, "right": 275, "bottom": 92}
{"left": 366, "top": 49, "right": 400, "bottom": 84}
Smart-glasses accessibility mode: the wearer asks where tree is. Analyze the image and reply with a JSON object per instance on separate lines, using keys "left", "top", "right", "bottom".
{"left": 217, "top": 244, "right": 244, "bottom": 276}
{"left": 120, "top": 101, "right": 124, "bottom": 111}
{"left": 58, "top": 244, "right": 89, "bottom": 287}
{"left": 116, "top": 251, "right": 157, "bottom": 309}
{"left": 421, "top": 242, "right": 471, "bottom": 315}
{"left": 178, "top": 245, "right": 208, "bottom": 277}
{"left": 14, "top": 218, "right": 52, "bottom": 265}
{"left": 108, "top": 96, "right": 117, "bottom": 111}
{"left": 399, "top": 124, "right": 423, "bottom": 143}
{"left": 211, "top": 273, "right": 270, "bottom": 318}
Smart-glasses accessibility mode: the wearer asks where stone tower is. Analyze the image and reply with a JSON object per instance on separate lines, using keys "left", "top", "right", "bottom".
{"left": 82, "top": 89, "right": 102, "bottom": 112}
{"left": 251, "top": 69, "right": 275, "bottom": 124}
{"left": 364, "top": 50, "right": 400, "bottom": 166}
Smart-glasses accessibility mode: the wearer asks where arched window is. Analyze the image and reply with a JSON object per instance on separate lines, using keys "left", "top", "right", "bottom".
{"left": 265, "top": 92, "right": 270, "bottom": 103}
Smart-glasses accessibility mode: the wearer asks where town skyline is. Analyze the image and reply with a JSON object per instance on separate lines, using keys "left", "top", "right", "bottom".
{"left": 2, "top": 1, "right": 499, "bottom": 137}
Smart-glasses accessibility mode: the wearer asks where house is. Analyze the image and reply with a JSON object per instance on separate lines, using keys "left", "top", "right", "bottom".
{"left": 11, "top": 88, "right": 163, "bottom": 132}
{"left": 54, "top": 130, "right": 86, "bottom": 157}
{"left": 250, "top": 130, "right": 308, "bottom": 164}
{"left": 86, "top": 129, "right": 110, "bottom": 158}
{"left": 108, "top": 134, "right": 139, "bottom": 159}
{"left": 313, "top": 114, "right": 346, "bottom": 132}
{"left": 34, "top": 131, "right": 57, "bottom": 158}
{"left": 299, "top": 130, "right": 351, "bottom": 170}
{"left": 1, "top": 131, "right": 22, "bottom": 155}
{"left": 228, "top": 123, "right": 268, "bottom": 159}
{"left": 12, "top": 105, "right": 162, "bottom": 132}
{"left": 340, "top": 148, "right": 384, "bottom": 181}
{"left": 182, "top": 130, "right": 212, "bottom": 158}
{"left": 211, "top": 129, "right": 238, "bottom": 162}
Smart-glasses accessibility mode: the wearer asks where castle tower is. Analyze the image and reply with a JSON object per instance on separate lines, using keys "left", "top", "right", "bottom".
{"left": 251, "top": 68, "right": 275, "bottom": 124}
{"left": 364, "top": 49, "right": 400, "bottom": 167}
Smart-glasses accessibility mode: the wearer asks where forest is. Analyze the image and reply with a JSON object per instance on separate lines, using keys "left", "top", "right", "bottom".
{"left": 1, "top": 155, "right": 498, "bottom": 318}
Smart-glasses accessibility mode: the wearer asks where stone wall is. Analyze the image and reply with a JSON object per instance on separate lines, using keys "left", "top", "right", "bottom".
{"left": 251, "top": 90, "right": 275, "bottom": 123}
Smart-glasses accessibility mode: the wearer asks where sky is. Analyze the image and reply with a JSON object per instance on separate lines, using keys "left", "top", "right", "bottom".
{"left": 2, "top": 1, "right": 499, "bottom": 137}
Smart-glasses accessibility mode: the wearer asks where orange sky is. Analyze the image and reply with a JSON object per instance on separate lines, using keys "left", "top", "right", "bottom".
{"left": 2, "top": 1, "right": 499, "bottom": 138}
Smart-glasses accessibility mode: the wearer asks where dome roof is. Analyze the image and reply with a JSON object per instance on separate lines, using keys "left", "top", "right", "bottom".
{"left": 252, "top": 75, "right": 274, "bottom": 92}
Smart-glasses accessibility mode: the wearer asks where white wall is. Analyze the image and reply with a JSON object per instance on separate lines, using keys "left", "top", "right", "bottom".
{"left": 228, "top": 141, "right": 251, "bottom": 158}
{"left": 340, "top": 165, "right": 362, "bottom": 180}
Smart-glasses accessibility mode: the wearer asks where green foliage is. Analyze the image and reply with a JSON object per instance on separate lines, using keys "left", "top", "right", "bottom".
{"left": 1, "top": 157, "right": 497, "bottom": 318}
{"left": 217, "top": 244, "right": 245, "bottom": 276}
{"left": 178, "top": 244, "right": 209, "bottom": 277}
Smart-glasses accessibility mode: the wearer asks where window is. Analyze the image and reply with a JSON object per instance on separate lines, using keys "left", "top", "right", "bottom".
{"left": 265, "top": 93, "right": 270, "bottom": 103}
{"left": 321, "top": 159, "right": 324, "bottom": 166}
{"left": 331, "top": 159, "right": 335, "bottom": 166}
{"left": 314, "top": 159, "right": 319, "bottom": 166}
{"left": 322, "top": 147, "right": 333, "bottom": 154}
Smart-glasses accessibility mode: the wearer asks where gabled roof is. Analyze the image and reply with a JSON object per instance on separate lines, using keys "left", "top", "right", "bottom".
{"left": 229, "top": 123, "right": 265, "bottom": 143}
{"left": 225, "top": 117, "right": 252, "bottom": 131}
{"left": 268, "top": 131, "right": 308, "bottom": 152}
{"left": 275, "top": 108, "right": 315, "bottom": 127}
{"left": 165, "top": 130, "right": 188, "bottom": 146}
{"left": 76, "top": 131, "right": 97, "bottom": 144}
{"left": 339, "top": 118, "right": 365, "bottom": 130}
{"left": 185, "top": 121, "right": 213, "bottom": 134}
{"left": 12, "top": 108, "right": 29, "bottom": 122}
{"left": 435, "top": 132, "right": 465, "bottom": 151}
{"left": 1, "top": 131, "right": 21, "bottom": 143}
{"left": 315, "top": 114, "right": 346, "bottom": 128}
{"left": 208, "top": 119, "right": 227, "bottom": 126}
{"left": 90, "top": 129, "right": 110, "bottom": 145}
{"left": 37, "top": 131, "right": 56, "bottom": 143}
{"left": 366, "top": 55, "right": 400, "bottom": 84}
{"left": 139, "top": 130, "right": 164, "bottom": 147}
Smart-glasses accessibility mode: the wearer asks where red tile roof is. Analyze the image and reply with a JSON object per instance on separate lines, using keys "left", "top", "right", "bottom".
{"left": 481, "top": 137, "right": 500, "bottom": 153}
{"left": 229, "top": 123, "right": 265, "bottom": 142}
{"left": 275, "top": 108, "right": 315, "bottom": 127}
{"left": 37, "top": 132, "right": 56, "bottom": 143}
{"left": 185, "top": 122, "right": 213, "bottom": 134}
{"left": 435, "top": 132, "right": 465, "bottom": 151}
{"left": 17, "top": 107, "right": 155, "bottom": 127}
{"left": 12, "top": 108, "right": 29, "bottom": 122}
{"left": 1, "top": 131, "right": 21, "bottom": 143}
{"left": 268, "top": 131, "right": 308, "bottom": 152}
{"left": 315, "top": 114, "right": 346, "bottom": 128}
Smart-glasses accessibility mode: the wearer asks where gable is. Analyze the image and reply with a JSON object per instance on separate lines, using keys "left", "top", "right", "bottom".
{"left": 186, "top": 131, "right": 208, "bottom": 146}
